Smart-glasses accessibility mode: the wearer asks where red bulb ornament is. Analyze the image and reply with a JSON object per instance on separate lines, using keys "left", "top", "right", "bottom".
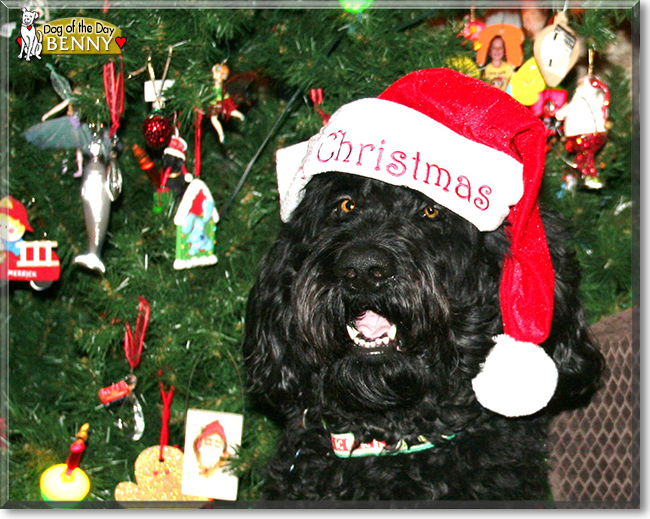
{"left": 143, "top": 112, "right": 173, "bottom": 150}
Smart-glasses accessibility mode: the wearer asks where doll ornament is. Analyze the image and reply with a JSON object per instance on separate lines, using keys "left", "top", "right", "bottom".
{"left": 208, "top": 62, "right": 245, "bottom": 144}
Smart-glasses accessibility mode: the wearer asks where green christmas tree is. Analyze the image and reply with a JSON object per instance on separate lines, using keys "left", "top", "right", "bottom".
{"left": 1, "top": 2, "right": 637, "bottom": 505}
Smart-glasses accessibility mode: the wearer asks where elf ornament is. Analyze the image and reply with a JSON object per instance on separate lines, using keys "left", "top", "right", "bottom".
{"left": 277, "top": 68, "right": 559, "bottom": 417}
{"left": 554, "top": 68, "right": 610, "bottom": 190}
{"left": 208, "top": 61, "right": 245, "bottom": 144}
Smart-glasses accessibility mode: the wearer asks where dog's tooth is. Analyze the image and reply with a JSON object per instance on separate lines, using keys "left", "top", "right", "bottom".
{"left": 381, "top": 336, "right": 390, "bottom": 345}
{"left": 347, "top": 325, "right": 360, "bottom": 340}
{"left": 354, "top": 337, "right": 362, "bottom": 346}
{"left": 387, "top": 325, "right": 397, "bottom": 340}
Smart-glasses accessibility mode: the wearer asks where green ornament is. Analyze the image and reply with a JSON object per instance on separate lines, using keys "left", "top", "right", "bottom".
{"left": 339, "top": 0, "right": 374, "bottom": 13}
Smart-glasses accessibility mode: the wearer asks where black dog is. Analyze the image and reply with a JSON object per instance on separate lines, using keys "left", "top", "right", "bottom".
{"left": 244, "top": 171, "right": 604, "bottom": 501}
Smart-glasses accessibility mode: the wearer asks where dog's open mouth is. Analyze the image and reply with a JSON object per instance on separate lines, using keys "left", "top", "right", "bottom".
{"left": 346, "top": 310, "right": 400, "bottom": 355}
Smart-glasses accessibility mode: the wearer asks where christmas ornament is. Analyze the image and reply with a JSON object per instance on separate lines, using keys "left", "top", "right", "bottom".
{"left": 208, "top": 61, "right": 245, "bottom": 144}
{"left": 70, "top": 60, "right": 124, "bottom": 274}
{"left": 445, "top": 55, "right": 481, "bottom": 79}
{"left": 99, "top": 296, "right": 150, "bottom": 441}
{"left": 478, "top": 28, "right": 521, "bottom": 91}
{"left": 530, "top": 88, "right": 568, "bottom": 149}
{"left": 310, "top": 88, "right": 331, "bottom": 125}
{"left": 0, "top": 196, "right": 60, "bottom": 291}
{"left": 142, "top": 50, "right": 175, "bottom": 150}
{"left": 132, "top": 143, "right": 160, "bottom": 186}
{"left": 73, "top": 127, "right": 122, "bottom": 274}
{"left": 181, "top": 409, "right": 244, "bottom": 501}
{"left": 339, "top": 0, "right": 374, "bottom": 12}
{"left": 159, "top": 128, "right": 193, "bottom": 206}
{"left": 142, "top": 112, "right": 172, "bottom": 150}
{"left": 173, "top": 179, "right": 219, "bottom": 270}
{"left": 509, "top": 57, "right": 547, "bottom": 106}
{"left": 23, "top": 64, "right": 83, "bottom": 177}
{"left": 462, "top": 19, "right": 486, "bottom": 49}
{"left": 475, "top": 24, "right": 525, "bottom": 69}
{"left": 39, "top": 424, "right": 90, "bottom": 503}
{"left": 460, "top": 7, "right": 485, "bottom": 50}
{"left": 115, "top": 384, "right": 208, "bottom": 506}
{"left": 533, "top": 10, "right": 581, "bottom": 87}
{"left": 277, "top": 68, "right": 558, "bottom": 417}
{"left": 555, "top": 67, "right": 610, "bottom": 190}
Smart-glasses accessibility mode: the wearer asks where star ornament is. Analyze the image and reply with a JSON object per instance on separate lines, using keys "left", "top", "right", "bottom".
{"left": 115, "top": 445, "right": 208, "bottom": 507}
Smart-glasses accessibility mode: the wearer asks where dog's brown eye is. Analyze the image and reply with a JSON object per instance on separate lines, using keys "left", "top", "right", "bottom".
{"left": 423, "top": 206, "right": 439, "bottom": 219}
{"left": 340, "top": 199, "right": 356, "bottom": 213}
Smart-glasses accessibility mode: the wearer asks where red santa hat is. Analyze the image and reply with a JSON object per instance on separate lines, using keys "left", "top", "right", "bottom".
{"left": 195, "top": 420, "right": 227, "bottom": 451}
{"left": 164, "top": 130, "right": 188, "bottom": 161}
{"left": 276, "top": 68, "right": 558, "bottom": 417}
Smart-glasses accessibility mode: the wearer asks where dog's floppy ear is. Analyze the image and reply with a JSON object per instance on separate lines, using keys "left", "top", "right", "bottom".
{"left": 243, "top": 230, "right": 305, "bottom": 417}
{"left": 543, "top": 212, "right": 605, "bottom": 412}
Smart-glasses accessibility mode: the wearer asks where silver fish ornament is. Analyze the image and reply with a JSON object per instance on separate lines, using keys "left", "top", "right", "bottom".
{"left": 74, "top": 132, "right": 122, "bottom": 273}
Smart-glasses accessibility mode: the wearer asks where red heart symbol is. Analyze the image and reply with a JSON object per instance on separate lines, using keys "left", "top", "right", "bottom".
{"left": 115, "top": 36, "right": 126, "bottom": 49}
{"left": 16, "top": 37, "right": 21, "bottom": 46}
{"left": 27, "top": 25, "right": 32, "bottom": 30}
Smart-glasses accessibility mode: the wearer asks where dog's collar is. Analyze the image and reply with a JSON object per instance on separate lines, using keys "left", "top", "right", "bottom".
{"left": 300, "top": 409, "right": 455, "bottom": 459}
{"left": 330, "top": 431, "right": 456, "bottom": 459}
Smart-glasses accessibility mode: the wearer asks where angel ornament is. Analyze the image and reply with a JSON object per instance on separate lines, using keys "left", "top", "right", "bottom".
{"left": 27, "top": 64, "right": 84, "bottom": 177}
{"left": 208, "top": 62, "right": 245, "bottom": 144}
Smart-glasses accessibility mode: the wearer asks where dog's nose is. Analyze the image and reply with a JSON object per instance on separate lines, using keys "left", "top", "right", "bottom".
{"left": 334, "top": 245, "right": 396, "bottom": 291}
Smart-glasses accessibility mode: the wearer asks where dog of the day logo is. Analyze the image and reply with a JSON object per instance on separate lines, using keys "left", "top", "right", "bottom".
{"left": 17, "top": 8, "right": 125, "bottom": 60}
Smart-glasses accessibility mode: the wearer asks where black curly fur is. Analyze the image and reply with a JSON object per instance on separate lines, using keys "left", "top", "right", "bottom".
{"left": 244, "top": 172, "right": 604, "bottom": 501}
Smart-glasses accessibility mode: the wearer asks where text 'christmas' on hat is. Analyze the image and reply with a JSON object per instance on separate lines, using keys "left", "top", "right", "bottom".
{"left": 276, "top": 68, "right": 557, "bottom": 417}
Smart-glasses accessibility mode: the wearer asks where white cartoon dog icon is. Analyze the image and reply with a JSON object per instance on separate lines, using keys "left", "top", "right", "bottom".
{"left": 18, "top": 7, "right": 42, "bottom": 62}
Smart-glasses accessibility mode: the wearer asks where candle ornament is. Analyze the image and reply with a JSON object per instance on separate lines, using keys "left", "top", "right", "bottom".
{"left": 39, "top": 424, "right": 91, "bottom": 504}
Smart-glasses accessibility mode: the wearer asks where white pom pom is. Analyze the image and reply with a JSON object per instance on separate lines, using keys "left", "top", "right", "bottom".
{"left": 471, "top": 334, "right": 558, "bottom": 417}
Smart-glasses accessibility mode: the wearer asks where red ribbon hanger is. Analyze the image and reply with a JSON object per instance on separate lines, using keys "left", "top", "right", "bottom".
{"left": 194, "top": 108, "right": 203, "bottom": 178}
{"left": 103, "top": 58, "right": 125, "bottom": 138}
{"left": 159, "top": 382, "right": 175, "bottom": 462}
{"left": 124, "top": 296, "right": 150, "bottom": 371}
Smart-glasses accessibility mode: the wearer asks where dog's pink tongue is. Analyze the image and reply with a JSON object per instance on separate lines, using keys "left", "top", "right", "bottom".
{"left": 355, "top": 311, "right": 392, "bottom": 339}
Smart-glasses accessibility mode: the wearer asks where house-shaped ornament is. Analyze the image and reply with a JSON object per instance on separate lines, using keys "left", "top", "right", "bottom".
{"left": 173, "top": 179, "right": 219, "bottom": 270}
